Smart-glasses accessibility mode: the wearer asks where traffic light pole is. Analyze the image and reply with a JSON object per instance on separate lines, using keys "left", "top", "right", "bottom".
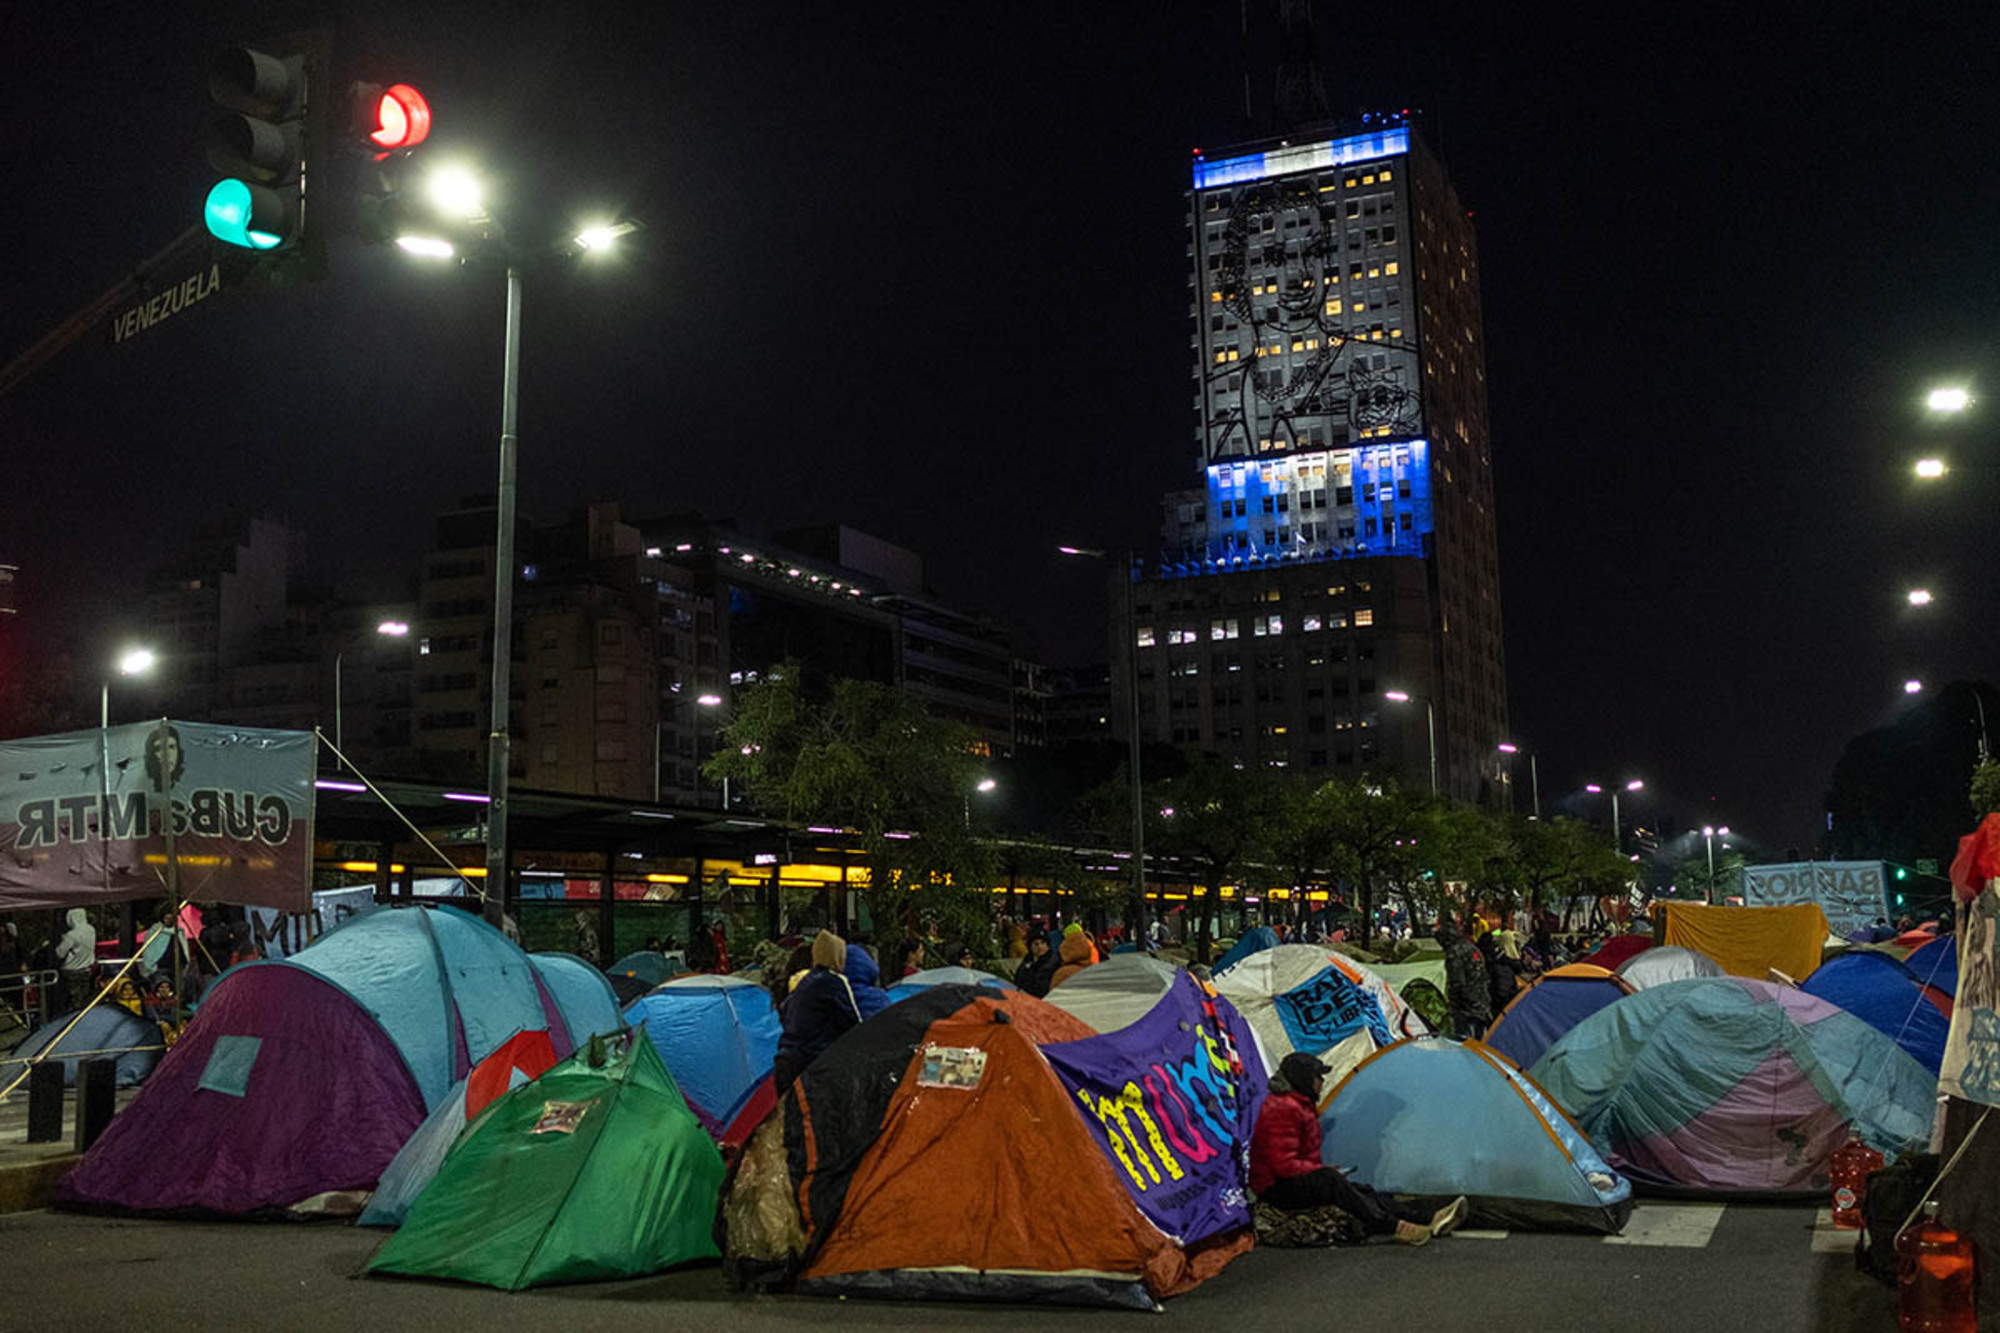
{"left": 483, "top": 264, "right": 521, "bottom": 929}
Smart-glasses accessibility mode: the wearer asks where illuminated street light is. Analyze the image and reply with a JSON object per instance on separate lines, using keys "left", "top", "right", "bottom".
{"left": 1927, "top": 387, "right": 1971, "bottom": 413}
{"left": 1585, "top": 776, "right": 1645, "bottom": 851}
{"left": 1905, "top": 679, "right": 1924, "bottom": 695}
{"left": 1907, "top": 588, "right": 1934, "bottom": 607}
{"left": 395, "top": 235, "right": 454, "bottom": 259}
{"left": 117, "top": 647, "right": 157, "bottom": 677}
{"left": 1496, "top": 742, "right": 1540, "bottom": 818}
{"left": 976, "top": 777, "right": 998, "bottom": 793}
{"left": 1915, "top": 458, "right": 1948, "bottom": 479}
{"left": 1383, "top": 690, "right": 1437, "bottom": 794}
{"left": 575, "top": 220, "right": 640, "bottom": 252}
{"left": 427, "top": 165, "right": 487, "bottom": 220}
{"left": 696, "top": 693, "right": 723, "bottom": 707}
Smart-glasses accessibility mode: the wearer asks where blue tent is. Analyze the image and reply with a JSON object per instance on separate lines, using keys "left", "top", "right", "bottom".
{"left": 623, "top": 974, "right": 779, "bottom": 1134}
{"left": 5, "top": 1005, "right": 163, "bottom": 1087}
{"left": 1213, "top": 926, "right": 1280, "bottom": 975}
{"left": 1800, "top": 950, "right": 1952, "bottom": 1074}
{"left": 529, "top": 953, "right": 625, "bottom": 1045}
{"left": 1902, "top": 935, "right": 1958, "bottom": 998}
{"left": 1319, "top": 1037, "right": 1632, "bottom": 1232}
{"left": 1484, "top": 964, "right": 1632, "bottom": 1073}
{"left": 885, "top": 966, "right": 1015, "bottom": 1002}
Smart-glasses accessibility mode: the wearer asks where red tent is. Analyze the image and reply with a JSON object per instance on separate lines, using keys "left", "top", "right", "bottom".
{"left": 1582, "top": 934, "right": 1654, "bottom": 972}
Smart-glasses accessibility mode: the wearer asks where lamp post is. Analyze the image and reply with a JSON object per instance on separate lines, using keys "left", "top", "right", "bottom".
{"left": 333, "top": 620, "right": 410, "bottom": 759}
{"left": 1700, "top": 825, "right": 1731, "bottom": 906}
{"left": 1384, "top": 690, "right": 1437, "bottom": 795}
{"left": 1057, "top": 545, "right": 1147, "bottom": 938}
{"left": 395, "top": 168, "right": 638, "bottom": 928}
{"left": 965, "top": 776, "right": 997, "bottom": 829}
{"left": 1585, "top": 778, "right": 1644, "bottom": 853}
{"left": 1496, "top": 742, "right": 1539, "bottom": 818}
{"left": 101, "top": 647, "right": 156, "bottom": 953}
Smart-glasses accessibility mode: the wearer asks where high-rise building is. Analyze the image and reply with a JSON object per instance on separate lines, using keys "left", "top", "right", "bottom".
{"left": 1112, "top": 114, "right": 1507, "bottom": 800}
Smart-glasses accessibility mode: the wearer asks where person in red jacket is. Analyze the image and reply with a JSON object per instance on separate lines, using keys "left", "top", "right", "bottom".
{"left": 1250, "top": 1052, "right": 1468, "bottom": 1245}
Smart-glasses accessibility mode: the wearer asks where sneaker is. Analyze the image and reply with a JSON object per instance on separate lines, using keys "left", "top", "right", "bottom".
{"left": 1393, "top": 1220, "right": 1432, "bottom": 1247}
{"left": 1431, "top": 1196, "right": 1469, "bottom": 1237}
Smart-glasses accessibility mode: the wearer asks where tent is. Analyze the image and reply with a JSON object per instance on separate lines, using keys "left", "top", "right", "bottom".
{"left": 1484, "top": 964, "right": 1633, "bottom": 1072}
{"left": 1530, "top": 977, "right": 1936, "bottom": 1195}
{"left": 359, "top": 1028, "right": 560, "bottom": 1228}
{"left": 622, "top": 974, "right": 779, "bottom": 1141}
{"left": 366, "top": 1032, "right": 724, "bottom": 1290}
{"left": 1043, "top": 952, "right": 1181, "bottom": 1034}
{"left": 5, "top": 1005, "right": 164, "bottom": 1087}
{"left": 1903, "top": 933, "right": 1959, "bottom": 998}
{"left": 1212, "top": 925, "right": 1279, "bottom": 975}
{"left": 720, "top": 985, "right": 1253, "bottom": 1309}
{"left": 607, "top": 950, "right": 680, "bottom": 989}
{"left": 1580, "top": 933, "right": 1654, "bottom": 972}
{"left": 886, "top": 965, "right": 1015, "bottom": 1002}
{"left": 1618, "top": 945, "right": 1724, "bottom": 990}
{"left": 1319, "top": 1037, "right": 1633, "bottom": 1232}
{"left": 57, "top": 905, "right": 621, "bottom": 1216}
{"left": 1799, "top": 950, "right": 1952, "bottom": 1074}
{"left": 1212, "top": 944, "right": 1427, "bottom": 1084}
{"left": 1654, "top": 901, "right": 1830, "bottom": 981}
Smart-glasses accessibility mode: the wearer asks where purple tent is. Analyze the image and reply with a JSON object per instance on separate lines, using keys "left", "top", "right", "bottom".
{"left": 58, "top": 965, "right": 426, "bottom": 1214}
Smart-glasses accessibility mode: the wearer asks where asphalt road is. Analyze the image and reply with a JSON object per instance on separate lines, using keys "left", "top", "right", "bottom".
{"left": 1, "top": 1201, "right": 1899, "bottom": 1332}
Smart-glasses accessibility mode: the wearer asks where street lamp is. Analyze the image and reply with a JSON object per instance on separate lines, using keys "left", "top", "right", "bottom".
{"left": 965, "top": 776, "right": 998, "bottom": 829}
{"left": 1700, "top": 825, "right": 1732, "bottom": 905}
{"left": 102, "top": 646, "right": 156, "bottom": 950}
{"left": 334, "top": 620, "right": 410, "bottom": 758}
{"left": 1927, "top": 387, "right": 1972, "bottom": 414}
{"left": 1497, "top": 742, "right": 1540, "bottom": 818}
{"left": 1914, "top": 458, "right": 1948, "bottom": 480}
{"left": 1905, "top": 679, "right": 1925, "bottom": 695}
{"left": 1907, "top": 588, "right": 1934, "bottom": 607}
{"left": 1384, "top": 690, "right": 1437, "bottom": 795}
{"left": 1057, "top": 544, "right": 1148, "bottom": 938}
{"left": 1585, "top": 777, "right": 1644, "bottom": 852}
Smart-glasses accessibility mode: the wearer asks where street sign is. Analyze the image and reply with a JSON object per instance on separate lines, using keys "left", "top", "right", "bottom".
{"left": 1917, "top": 858, "right": 1939, "bottom": 876}
{"left": 107, "top": 263, "right": 224, "bottom": 344}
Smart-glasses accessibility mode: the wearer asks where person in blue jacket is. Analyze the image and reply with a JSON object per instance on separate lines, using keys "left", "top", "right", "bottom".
{"left": 773, "top": 929, "right": 862, "bottom": 1092}
{"left": 844, "top": 942, "right": 892, "bottom": 1020}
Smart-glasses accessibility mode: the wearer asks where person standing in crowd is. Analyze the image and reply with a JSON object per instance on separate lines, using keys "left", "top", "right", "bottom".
{"left": 1015, "top": 934, "right": 1057, "bottom": 997}
{"left": 56, "top": 908, "right": 96, "bottom": 1011}
{"left": 1436, "top": 917, "right": 1491, "bottom": 1039}
{"left": 773, "top": 930, "right": 862, "bottom": 1092}
{"left": 899, "top": 939, "right": 926, "bottom": 977}
{"left": 1049, "top": 927, "right": 1095, "bottom": 989}
{"left": 571, "top": 909, "right": 600, "bottom": 964}
{"left": 1250, "top": 1052, "right": 1466, "bottom": 1245}
{"left": 843, "top": 942, "right": 892, "bottom": 1020}
{"left": 1479, "top": 925, "right": 1525, "bottom": 1015}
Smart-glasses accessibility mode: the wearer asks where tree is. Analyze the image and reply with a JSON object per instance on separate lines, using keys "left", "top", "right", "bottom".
{"left": 1508, "top": 816, "right": 1636, "bottom": 925}
{"left": 1149, "top": 755, "right": 1278, "bottom": 962}
{"left": 1972, "top": 759, "right": 2000, "bottom": 821}
{"left": 1671, "top": 848, "right": 1747, "bottom": 904}
{"left": 1320, "top": 776, "right": 1432, "bottom": 946}
{"left": 1262, "top": 774, "right": 1344, "bottom": 925}
{"left": 704, "top": 665, "right": 994, "bottom": 953}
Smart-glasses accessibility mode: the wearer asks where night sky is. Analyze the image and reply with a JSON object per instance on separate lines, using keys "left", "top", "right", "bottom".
{"left": 3, "top": 3, "right": 1997, "bottom": 856}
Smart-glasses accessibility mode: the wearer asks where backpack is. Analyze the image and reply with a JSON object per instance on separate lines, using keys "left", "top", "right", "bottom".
{"left": 1855, "top": 1151, "right": 1939, "bottom": 1285}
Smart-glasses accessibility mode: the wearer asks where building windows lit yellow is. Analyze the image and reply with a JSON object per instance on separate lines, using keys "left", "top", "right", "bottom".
{"left": 1380, "top": 168, "right": 1393, "bottom": 180}
{"left": 1290, "top": 340, "right": 1304, "bottom": 352}
{"left": 1306, "top": 338, "right": 1319, "bottom": 349}
{"left": 1353, "top": 301, "right": 1366, "bottom": 313}
{"left": 1391, "top": 329, "right": 1402, "bottom": 339}
{"left": 1367, "top": 266, "right": 1380, "bottom": 278}
{"left": 1227, "top": 349, "right": 1240, "bottom": 361}
{"left": 1361, "top": 174, "right": 1375, "bottom": 184}
{"left": 1354, "top": 609, "right": 1374, "bottom": 627}
{"left": 1211, "top": 291, "right": 1222, "bottom": 302}
{"left": 1385, "top": 261, "right": 1399, "bottom": 275}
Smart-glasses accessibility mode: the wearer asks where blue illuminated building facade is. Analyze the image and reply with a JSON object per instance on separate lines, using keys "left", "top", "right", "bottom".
{"left": 1111, "top": 116, "right": 1509, "bottom": 803}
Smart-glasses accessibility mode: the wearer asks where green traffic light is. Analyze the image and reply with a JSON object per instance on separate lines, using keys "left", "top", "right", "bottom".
{"left": 204, "top": 178, "right": 283, "bottom": 250}
{"left": 1894, "top": 867, "right": 1909, "bottom": 880}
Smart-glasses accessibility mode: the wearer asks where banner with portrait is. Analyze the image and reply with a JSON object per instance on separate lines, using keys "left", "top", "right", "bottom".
{"left": 1940, "top": 888, "right": 1999, "bottom": 1108}
{"left": 0, "top": 721, "right": 315, "bottom": 912}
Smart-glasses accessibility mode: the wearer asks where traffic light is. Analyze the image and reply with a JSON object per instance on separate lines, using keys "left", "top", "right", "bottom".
{"left": 202, "top": 33, "right": 329, "bottom": 274}
{"left": 349, "top": 82, "right": 431, "bottom": 155}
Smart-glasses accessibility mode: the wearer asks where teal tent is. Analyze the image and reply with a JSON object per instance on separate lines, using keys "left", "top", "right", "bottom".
{"left": 366, "top": 1030, "right": 724, "bottom": 1290}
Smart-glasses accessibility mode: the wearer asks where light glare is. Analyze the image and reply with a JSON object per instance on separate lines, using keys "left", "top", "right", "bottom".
{"left": 1927, "top": 387, "right": 1971, "bottom": 413}
{"left": 1914, "top": 458, "right": 1948, "bottom": 479}
{"left": 1905, "top": 679, "right": 1924, "bottom": 695}
{"left": 118, "top": 647, "right": 157, "bottom": 676}
{"left": 1907, "top": 588, "right": 1934, "bottom": 606}
{"left": 396, "top": 235, "right": 455, "bottom": 259}
{"left": 427, "top": 167, "right": 485, "bottom": 219}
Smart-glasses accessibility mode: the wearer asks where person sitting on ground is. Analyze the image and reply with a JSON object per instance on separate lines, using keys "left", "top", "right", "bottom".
{"left": 773, "top": 929, "right": 863, "bottom": 1093}
{"left": 1048, "top": 928, "right": 1096, "bottom": 989}
{"left": 1250, "top": 1052, "right": 1466, "bottom": 1246}
{"left": 1015, "top": 934, "right": 1058, "bottom": 997}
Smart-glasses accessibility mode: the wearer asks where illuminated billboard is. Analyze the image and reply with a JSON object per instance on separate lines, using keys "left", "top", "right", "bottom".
{"left": 1191, "top": 439, "right": 1433, "bottom": 566}
{"left": 1192, "top": 126, "right": 1409, "bottom": 191}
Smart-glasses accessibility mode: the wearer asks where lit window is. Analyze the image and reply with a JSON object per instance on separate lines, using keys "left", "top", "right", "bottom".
{"left": 1385, "top": 261, "right": 1399, "bottom": 275}
{"left": 1326, "top": 300, "right": 1342, "bottom": 315}
{"left": 1211, "top": 291, "right": 1222, "bottom": 302}
{"left": 1380, "top": 168, "right": 1393, "bottom": 180}
{"left": 1290, "top": 340, "right": 1304, "bottom": 353}
{"left": 1353, "top": 301, "right": 1366, "bottom": 313}
{"left": 1328, "top": 612, "right": 1348, "bottom": 629}
{"left": 1303, "top": 614, "right": 1323, "bottom": 632}
{"left": 1368, "top": 266, "right": 1380, "bottom": 278}
{"left": 1215, "top": 351, "right": 1228, "bottom": 363}
{"left": 1306, "top": 338, "right": 1319, "bottom": 349}
{"left": 1354, "top": 609, "right": 1374, "bottom": 627}
{"left": 1137, "top": 627, "right": 1156, "bottom": 648}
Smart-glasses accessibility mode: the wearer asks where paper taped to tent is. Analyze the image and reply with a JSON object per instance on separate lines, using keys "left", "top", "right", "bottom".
{"left": 1483, "top": 964, "right": 1633, "bottom": 1073}
{"left": 57, "top": 905, "right": 624, "bottom": 1216}
{"left": 366, "top": 1031, "right": 724, "bottom": 1290}
{"left": 4, "top": 1005, "right": 163, "bottom": 1087}
{"left": 1799, "top": 950, "right": 1953, "bottom": 1074}
{"left": 1319, "top": 1037, "right": 1633, "bottom": 1233}
{"left": 1654, "top": 902, "right": 1830, "bottom": 982}
{"left": 623, "top": 974, "right": 780, "bottom": 1143}
{"left": 1530, "top": 977, "right": 1935, "bottom": 1196}
{"left": 720, "top": 984, "right": 1254, "bottom": 1310}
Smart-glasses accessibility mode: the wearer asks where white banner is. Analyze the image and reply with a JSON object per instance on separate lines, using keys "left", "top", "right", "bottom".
{"left": 1940, "top": 886, "right": 1999, "bottom": 1108}
{"left": 1740, "top": 861, "right": 1889, "bottom": 939}
{"left": 246, "top": 886, "right": 377, "bottom": 959}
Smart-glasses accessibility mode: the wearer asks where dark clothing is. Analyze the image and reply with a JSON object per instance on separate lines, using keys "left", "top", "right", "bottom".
{"left": 1480, "top": 933, "right": 1524, "bottom": 1015}
{"left": 774, "top": 966, "right": 861, "bottom": 1091}
{"left": 1437, "top": 925, "right": 1491, "bottom": 1033}
{"left": 1259, "top": 1167, "right": 1426, "bottom": 1236}
{"left": 1015, "top": 949, "right": 1059, "bottom": 998}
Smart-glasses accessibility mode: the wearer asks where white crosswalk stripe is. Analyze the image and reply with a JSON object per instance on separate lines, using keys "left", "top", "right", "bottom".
{"left": 1602, "top": 1202, "right": 1726, "bottom": 1248}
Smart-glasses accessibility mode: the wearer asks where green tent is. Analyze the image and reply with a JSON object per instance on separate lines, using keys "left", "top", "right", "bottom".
{"left": 366, "top": 1030, "right": 724, "bottom": 1290}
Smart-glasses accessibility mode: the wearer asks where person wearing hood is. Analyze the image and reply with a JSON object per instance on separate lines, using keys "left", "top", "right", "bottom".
{"left": 1436, "top": 918, "right": 1491, "bottom": 1039}
{"left": 843, "top": 942, "right": 892, "bottom": 1021}
{"left": 773, "top": 929, "right": 863, "bottom": 1092}
{"left": 1048, "top": 929, "right": 1095, "bottom": 989}
{"left": 56, "top": 908, "right": 97, "bottom": 1011}
{"left": 1250, "top": 1052, "right": 1465, "bottom": 1246}
{"left": 1015, "top": 933, "right": 1058, "bottom": 997}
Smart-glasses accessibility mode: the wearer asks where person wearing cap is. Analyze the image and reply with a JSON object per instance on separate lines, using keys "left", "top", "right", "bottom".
{"left": 1250, "top": 1051, "right": 1468, "bottom": 1246}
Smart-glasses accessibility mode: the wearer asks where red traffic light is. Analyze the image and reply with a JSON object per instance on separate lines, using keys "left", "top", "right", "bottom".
{"left": 351, "top": 82, "right": 430, "bottom": 152}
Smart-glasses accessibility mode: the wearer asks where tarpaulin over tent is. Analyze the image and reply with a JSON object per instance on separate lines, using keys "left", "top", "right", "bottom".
{"left": 5, "top": 1005, "right": 163, "bottom": 1087}
{"left": 719, "top": 986, "right": 1249, "bottom": 1310}
{"left": 1039, "top": 972, "right": 1263, "bottom": 1245}
{"left": 1043, "top": 953, "right": 1180, "bottom": 1034}
{"left": 1320, "top": 1038, "right": 1633, "bottom": 1233}
{"left": 885, "top": 965, "right": 1014, "bottom": 1002}
{"left": 366, "top": 1033, "right": 723, "bottom": 1290}
{"left": 1655, "top": 902, "right": 1830, "bottom": 982}
{"left": 58, "top": 963, "right": 427, "bottom": 1215}
{"left": 1484, "top": 965, "right": 1632, "bottom": 1073}
{"left": 1618, "top": 945, "right": 1724, "bottom": 990}
{"left": 1530, "top": 978, "right": 1934, "bottom": 1195}
{"left": 1800, "top": 950, "right": 1952, "bottom": 1074}
{"left": 623, "top": 974, "right": 779, "bottom": 1137}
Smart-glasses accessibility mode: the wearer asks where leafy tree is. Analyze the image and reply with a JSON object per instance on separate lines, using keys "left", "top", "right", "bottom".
{"left": 704, "top": 665, "right": 994, "bottom": 954}
{"left": 1972, "top": 759, "right": 2000, "bottom": 821}
{"left": 1262, "top": 774, "right": 1345, "bottom": 924}
{"left": 1320, "top": 775, "right": 1432, "bottom": 946}
{"left": 1507, "top": 816, "right": 1635, "bottom": 923}
{"left": 1671, "top": 848, "right": 1747, "bottom": 904}
{"left": 1149, "top": 755, "right": 1278, "bottom": 962}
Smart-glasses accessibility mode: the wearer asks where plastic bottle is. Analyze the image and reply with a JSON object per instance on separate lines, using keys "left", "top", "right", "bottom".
{"left": 1829, "top": 1136, "right": 1884, "bottom": 1229}
{"left": 1895, "top": 1201, "right": 1976, "bottom": 1333}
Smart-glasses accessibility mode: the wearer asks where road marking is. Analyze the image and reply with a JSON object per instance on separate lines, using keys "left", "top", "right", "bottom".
{"left": 1452, "top": 1228, "right": 1510, "bottom": 1240}
{"left": 1812, "top": 1206, "right": 1859, "bottom": 1254}
{"left": 1604, "top": 1203, "right": 1725, "bottom": 1248}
